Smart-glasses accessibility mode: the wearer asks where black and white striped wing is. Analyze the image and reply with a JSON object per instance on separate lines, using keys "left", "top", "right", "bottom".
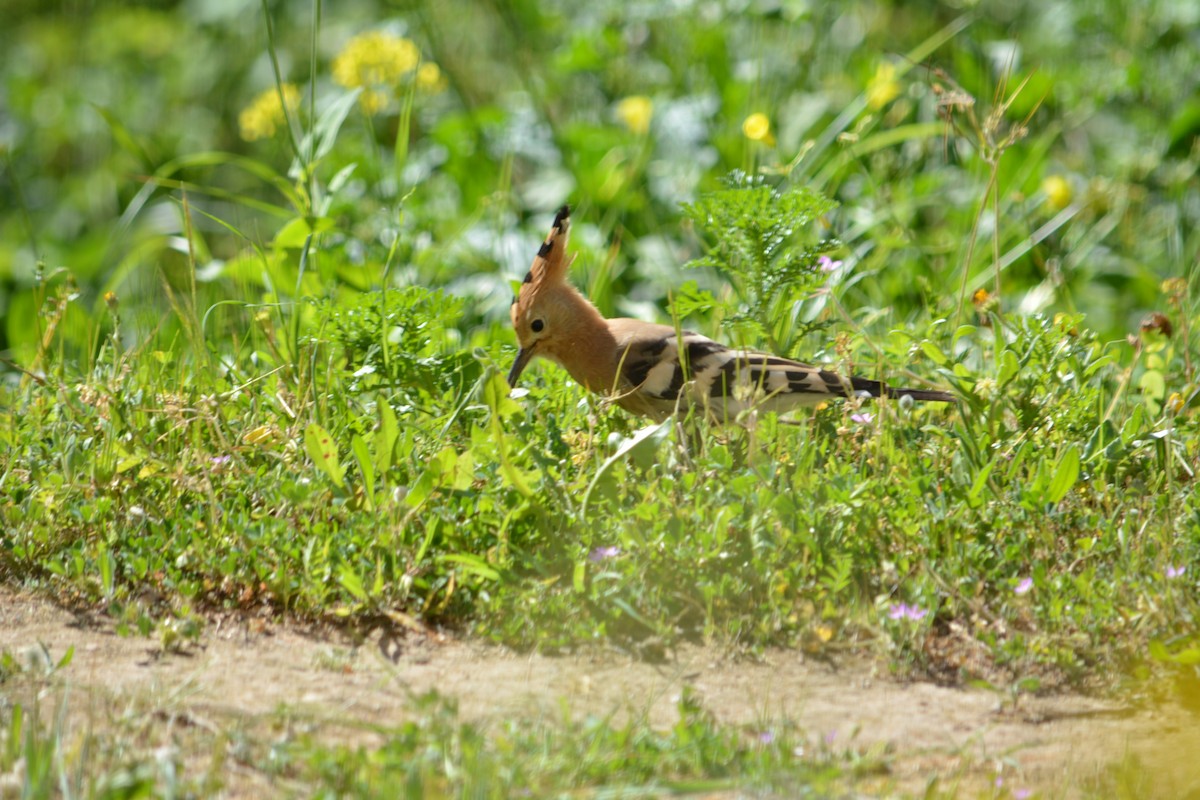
{"left": 616, "top": 328, "right": 862, "bottom": 418}
{"left": 612, "top": 324, "right": 952, "bottom": 419}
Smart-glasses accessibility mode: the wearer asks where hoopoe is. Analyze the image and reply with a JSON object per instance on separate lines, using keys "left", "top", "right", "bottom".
{"left": 508, "top": 205, "right": 955, "bottom": 421}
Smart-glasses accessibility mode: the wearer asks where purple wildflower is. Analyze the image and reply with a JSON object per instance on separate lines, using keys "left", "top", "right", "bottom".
{"left": 888, "top": 603, "right": 927, "bottom": 621}
{"left": 850, "top": 412, "right": 873, "bottom": 425}
{"left": 1166, "top": 565, "right": 1186, "bottom": 579}
{"left": 817, "top": 255, "right": 843, "bottom": 272}
{"left": 1014, "top": 577, "right": 1034, "bottom": 596}
{"left": 757, "top": 730, "right": 775, "bottom": 745}
{"left": 588, "top": 546, "right": 621, "bottom": 563}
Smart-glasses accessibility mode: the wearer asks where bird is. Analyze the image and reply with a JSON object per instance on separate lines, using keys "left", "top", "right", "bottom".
{"left": 508, "top": 205, "right": 955, "bottom": 422}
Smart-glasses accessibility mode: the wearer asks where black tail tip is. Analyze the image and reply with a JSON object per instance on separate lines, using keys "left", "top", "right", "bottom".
{"left": 553, "top": 204, "right": 570, "bottom": 229}
{"left": 892, "top": 388, "right": 956, "bottom": 403}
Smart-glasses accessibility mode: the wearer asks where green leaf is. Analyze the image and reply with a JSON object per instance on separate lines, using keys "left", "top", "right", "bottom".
{"left": 670, "top": 280, "right": 717, "bottom": 319}
{"left": 305, "top": 423, "right": 344, "bottom": 488}
{"left": 55, "top": 644, "right": 75, "bottom": 671}
{"left": 376, "top": 398, "right": 399, "bottom": 474}
{"left": 1138, "top": 369, "right": 1166, "bottom": 403}
{"left": 406, "top": 466, "right": 437, "bottom": 508}
{"left": 288, "top": 88, "right": 362, "bottom": 182}
{"left": 310, "top": 88, "right": 361, "bottom": 163}
{"left": 582, "top": 421, "right": 672, "bottom": 518}
{"left": 967, "top": 457, "right": 996, "bottom": 508}
{"left": 115, "top": 445, "right": 144, "bottom": 475}
{"left": 1121, "top": 404, "right": 1145, "bottom": 444}
{"left": 1046, "top": 443, "right": 1080, "bottom": 504}
{"left": 351, "top": 434, "right": 374, "bottom": 510}
{"left": 274, "top": 215, "right": 335, "bottom": 249}
{"left": 1083, "top": 353, "right": 1116, "bottom": 379}
{"left": 338, "top": 564, "right": 368, "bottom": 603}
{"left": 482, "top": 369, "right": 522, "bottom": 419}
{"left": 413, "top": 516, "right": 439, "bottom": 565}
{"left": 998, "top": 349, "right": 1020, "bottom": 385}
{"left": 447, "top": 447, "right": 474, "bottom": 491}
{"left": 920, "top": 340, "right": 949, "bottom": 366}
{"left": 438, "top": 553, "right": 500, "bottom": 582}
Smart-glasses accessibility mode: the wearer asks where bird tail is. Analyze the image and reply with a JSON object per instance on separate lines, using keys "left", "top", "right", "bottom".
{"left": 846, "top": 375, "right": 954, "bottom": 403}
{"left": 884, "top": 386, "right": 956, "bottom": 403}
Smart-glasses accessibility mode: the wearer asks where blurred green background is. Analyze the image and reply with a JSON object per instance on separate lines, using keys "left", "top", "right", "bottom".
{"left": 1, "top": 0, "right": 1197, "bottom": 373}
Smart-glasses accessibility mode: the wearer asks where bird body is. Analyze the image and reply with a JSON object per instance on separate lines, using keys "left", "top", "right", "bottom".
{"left": 508, "top": 206, "right": 954, "bottom": 421}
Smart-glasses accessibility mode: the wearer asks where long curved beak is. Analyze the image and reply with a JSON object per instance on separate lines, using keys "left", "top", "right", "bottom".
{"left": 507, "top": 346, "right": 535, "bottom": 387}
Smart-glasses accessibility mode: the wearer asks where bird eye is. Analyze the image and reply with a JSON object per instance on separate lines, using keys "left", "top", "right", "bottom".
{"left": 531, "top": 318, "right": 545, "bottom": 333}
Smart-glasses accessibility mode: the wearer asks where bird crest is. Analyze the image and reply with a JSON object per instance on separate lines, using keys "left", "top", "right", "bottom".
{"left": 512, "top": 204, "right": 575, "bottom": 319}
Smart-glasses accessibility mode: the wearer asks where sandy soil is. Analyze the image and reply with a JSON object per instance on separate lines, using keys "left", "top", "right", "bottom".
{"left": 1, "top": 588, "right": 1196, "bottom": 798}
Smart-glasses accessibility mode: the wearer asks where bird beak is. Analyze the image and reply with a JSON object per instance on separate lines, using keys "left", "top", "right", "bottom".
{"left": 507, "top": 346, "right": 534, "bottom": 387}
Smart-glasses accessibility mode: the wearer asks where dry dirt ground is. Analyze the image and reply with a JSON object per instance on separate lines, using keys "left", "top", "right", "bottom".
{"left": 1, "top": 588, "right": 1197, "bottom": 798}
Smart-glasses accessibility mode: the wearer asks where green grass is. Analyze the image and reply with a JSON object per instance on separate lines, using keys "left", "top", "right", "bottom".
{"left": 2, "top": 0, "right": 1199, "bottom": 795}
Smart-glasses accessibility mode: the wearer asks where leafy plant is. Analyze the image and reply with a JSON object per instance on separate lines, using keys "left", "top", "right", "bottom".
{"left": 319, "top": 286, "right": 473, "bottom": 400}
{"left": 681, "top": 173, "right": 839, "bottom": 356}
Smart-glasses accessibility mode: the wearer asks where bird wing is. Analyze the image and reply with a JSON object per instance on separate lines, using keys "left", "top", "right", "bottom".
{"left": 607, "top": 321, "right": 949, "bottom": 420}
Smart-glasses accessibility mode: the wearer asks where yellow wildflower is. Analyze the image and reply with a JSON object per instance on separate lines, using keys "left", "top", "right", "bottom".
{"left": 615, "top": 96, "right": 653, "bottom": 135}
{"left": 243, "top": 425, "right": 277, "bottom": 445}
{"left": 866, "top": 62, "right": 900, "bottom": 110}
{"left": 333, "top": 31, "right": 419, "bottom": 87}
{"left": 973, "top": 287, "right": 999, "bottom": 313}
{"left": 333, "top": 31, "right": 420, "bottom": 111}
{"left": 1160, "top": 277, "right": 1186, "bottom": 299}
{"left": 742, "top": 112, "right": 775, "bottom": 146}
{"left": 359, "top": 88, "right": 390, "bottom": 115}
{"left": 1041, "top": 175, "right": 1072, "bottom": 211}
{"left": 415, "top": 62, "right": 446, "bottom": 93}
{"left": 238, "top": 83, "right": 301, "bottom": 141}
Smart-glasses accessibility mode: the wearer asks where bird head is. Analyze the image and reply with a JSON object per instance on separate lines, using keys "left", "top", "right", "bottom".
{"left": 508, "top": 205, "right": 578, "bottom": 386}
